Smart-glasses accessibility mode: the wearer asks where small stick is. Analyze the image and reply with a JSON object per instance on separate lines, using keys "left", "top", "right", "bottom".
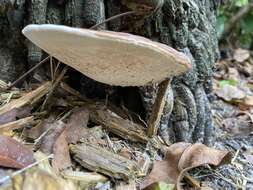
{"left": 7, "top": 56, "right": 50, "bottom": 90}
{"left": 40, "top": 66, "right": 68, "bottom": 110}
{"left": 50, "top": 56, "right": 54, "bottom": 81}
{"left": 147, "top": 78, "right": 171, "bottom": 137}
{"left": 0, "top": 154, "right": 53, "bottom": 184}
{"left": 90, "top": 11, "right": 135, "bottom": 30}
{"left": 53, "top": 61, "right": 61, "bottom": 81}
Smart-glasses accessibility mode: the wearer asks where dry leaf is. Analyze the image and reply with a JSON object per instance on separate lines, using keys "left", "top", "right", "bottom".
{"left": 233, "top": 49, "right": 250, "bottom": 63}
{"left": 40, "top": 108, "right": 89, "bottom": 172}
{"left": 65, "top": 107, "right": 89, "bottom": 144}
{"left": 140, "top": 143, "right": 231, "bottom": 190}
{"left": 20, "top": 168, "right": 76, "bottom": 190}
{"left": 52, "top": 130, "right": 71, "bottom": 173}
{"left": 178, "top": 143, "right": 231, "bottom": 170}
{"left": 140, "top": 142, "right": 191, "bottom": 188}
{"left": 40, "top": 120, "right": 66, "bottom": 154}
{"left": 0, "top": 135, "right": 35, "bottom": 169}
{"left": 215, "top": 84, "right": 246, "bottom": 101}
{"left": 143, "top": 182, "right": 174, "bottom": 190}
{"left": 116, "top": 181, "right": 137, "bottom": 190}
{"left": 9, "top": 151, "right": 76, "bottom": 190}
{"left": 0, "top": 106, "right": 31, "bottom": 125}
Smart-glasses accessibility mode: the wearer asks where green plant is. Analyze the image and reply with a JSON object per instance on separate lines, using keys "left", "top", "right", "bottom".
{"left": 216, "top": 0, "right": 253, "bottom": 48}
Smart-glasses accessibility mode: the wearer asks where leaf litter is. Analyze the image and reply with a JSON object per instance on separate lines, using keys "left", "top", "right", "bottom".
{"left": 0, "top": 48, "right": 252, "bottom": 190}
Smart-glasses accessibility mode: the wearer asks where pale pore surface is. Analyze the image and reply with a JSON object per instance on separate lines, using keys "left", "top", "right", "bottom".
{"left": 22, "top": 24, "right": 191, "bottom": 86}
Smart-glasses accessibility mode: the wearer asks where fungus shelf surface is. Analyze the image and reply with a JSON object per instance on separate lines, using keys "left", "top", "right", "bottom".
{"left": 23, "top": 24, "right": 191, "bottom": 86}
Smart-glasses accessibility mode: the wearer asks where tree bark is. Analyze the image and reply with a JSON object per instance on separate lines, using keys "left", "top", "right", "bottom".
{"left": 0, "top": 0, "right": 219, "bottom": 145}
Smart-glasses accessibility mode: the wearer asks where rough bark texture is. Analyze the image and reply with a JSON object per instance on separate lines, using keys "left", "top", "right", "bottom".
{"left": 0, "top": 0, "right": 219, "bottom": 145}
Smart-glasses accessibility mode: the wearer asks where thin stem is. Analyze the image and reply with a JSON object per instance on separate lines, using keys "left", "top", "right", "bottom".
{"left": 7, "top": 56, "right": 50, "bottom": 90}
{"left": 90, "top": 11, "right": 135, "bottom": 30}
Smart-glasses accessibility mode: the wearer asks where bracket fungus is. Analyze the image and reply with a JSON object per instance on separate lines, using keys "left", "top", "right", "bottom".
{"left": 22, "top": 24, "right": 191, "bottom": 87}
{"left": 22, "top": 24, "right": 192, "bottom": 137}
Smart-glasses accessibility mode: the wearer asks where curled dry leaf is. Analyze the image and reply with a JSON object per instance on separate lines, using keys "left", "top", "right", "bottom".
{"left": 141, "top": 142, "right": 231, "bottom": 190}
{"left": 178, "top": 143, "right": 231, "bottom": 170}
{"left": 141, "top": 143, "right": 191, "bottom": 189}
{"left": 0, "top": 135, "right": 35, "bottom": 169}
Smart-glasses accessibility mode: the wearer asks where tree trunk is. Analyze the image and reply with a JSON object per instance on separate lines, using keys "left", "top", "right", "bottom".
{"left": 0, "top": 0, "right": 220, "bottom": 145}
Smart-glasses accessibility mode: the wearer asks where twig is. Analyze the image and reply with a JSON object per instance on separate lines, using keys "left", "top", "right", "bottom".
{"left": 7, "top": 56, "right": 50, "bottom": 90}
{"left": 231, "top": 149, "right": 240, "bottom": 165}
{"left": 90, "top": 11, "right": 135, "bottom": 30}
{"left": 221, "top": 3, "right": 253, "bottom": 39}
{"left": 147, "top": 78, "right": 171, "bottom": 137}
{"left": 0, "top": 154, "right": 53, "bottom": 184}
{"left": 40, "top": 66, "right": 68, "bottom": 110}
{"left": 50, "top": 56, "right": 54, "bottom": 81}
{"left": 53, "top": 61, "right": 61, "bottom": 81}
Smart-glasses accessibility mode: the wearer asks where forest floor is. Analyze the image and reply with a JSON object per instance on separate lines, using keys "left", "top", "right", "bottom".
{"left": 0, "top": 48, "right": 252, "bottom": 190}
{"left": 208, "top": 48, "right": 253, "bottom": 190}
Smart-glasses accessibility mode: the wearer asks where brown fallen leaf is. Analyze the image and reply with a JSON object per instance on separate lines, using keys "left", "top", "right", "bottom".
{"left": 178, "top": 143, "right": 231, "bottom": 170}
{"left": 140, "top": 142, "right": 191, "bottom": 188}
{"left": 41, "top": 108, "right": 89, "bottom": 172}
{"left": 0, "top": 106, "right": 31, "bottom": 125}
{"left": 52, "top": 130, "right": 71, "bottom": 173}
{"left": 40, "top": 120, "right": 66, "bottom": 154}
{"left": 140, "top": 142, "right": 231, "bottom": 190}
{"left": 65, "top": 107, "right": 89, "bottom": 144}
{"left": 0, "top": 135, "right": 35, "bottom": 169}
{"left": 23, "top": 116, "right": 57, "bottom": 140}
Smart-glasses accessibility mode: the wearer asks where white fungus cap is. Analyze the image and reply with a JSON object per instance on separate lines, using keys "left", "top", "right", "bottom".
{"left": 22, "top": 24, "right": 191, "bottom": 86}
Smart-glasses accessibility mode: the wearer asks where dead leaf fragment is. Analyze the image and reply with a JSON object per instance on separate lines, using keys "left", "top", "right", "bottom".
{"left": 143, "top": 182, "right": 174, "bottom": 190}
{"left": 65, "top": 107, "right": 89, "bottom": 144}
{"left": 0, "top": 106, "right": 31, "bottom": 125}
{"left": 116, "top": 181, "right": 137, "bottom": 190}
{"left": 215, "top": 84, "right": 246, "bottom": 101}
{"left": 40, "top": 120, "right": 66, "bottom": 154}
{"left": 178, "top": 143, "right": 231, "bottom": 170}
{"left": 0, "top": 135, "right": 35, "bottom": 169}
{"left": 140, "top": 143, "right": 231, "bottom": 190}
{"left": 17, "top": 168, "right": 76, "bottom": 190}
{"left": 140, "top": 142, "right": 191, "bottom": 188}
{"left": 52, "top": 130, "right": 71, "bottom": 173}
